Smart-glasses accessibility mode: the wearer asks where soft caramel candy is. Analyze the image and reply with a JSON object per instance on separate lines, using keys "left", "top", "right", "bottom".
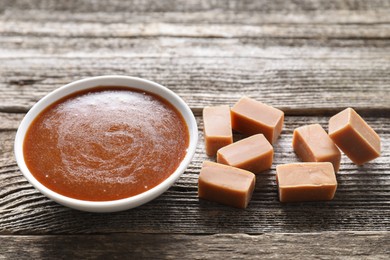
{"left": 198, "top": 161, "right": 256, "bottom": 208}
{"left": 329, "top": 108, "right": 381, "bottom": 165}
{"left": 276, "top": 162, "right": 337, "bottom": 203}
{"left": 293, "top": 124, "right": 341, "bottom": 172}
{"left": 217, "top": 134, "right": 273, "bottom": 174}
{"left": 203, "top": 105, "right": 233, "bottom": 156}
{"left": 231, "top": 97, "right": 284, "bottom": 144}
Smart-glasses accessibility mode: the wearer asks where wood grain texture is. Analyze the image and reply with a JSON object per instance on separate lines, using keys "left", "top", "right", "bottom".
{"left": 1, "top": 0, "right": 389, "bottom": 114}
{"left": 2, "top": 0, "right": 390, "bottom": 13}
{"left": 1, "top": 0, "right": 390, "bottom": 257}
{"left": 1, "top": 56, "right": 389, "bottom": 114}
{"left": 3, "top": 20, "right": 390, "bottom": 38}
{"left": 1, "top": 115, "right": 389, "bottom": 234}
{"left": 1, "top": 232, "right": 389, "bottom": 259}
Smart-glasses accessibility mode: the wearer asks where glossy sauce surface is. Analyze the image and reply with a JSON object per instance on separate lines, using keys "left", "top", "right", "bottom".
{"left": 24, "top": 87, "right": 189, "bottom": 201}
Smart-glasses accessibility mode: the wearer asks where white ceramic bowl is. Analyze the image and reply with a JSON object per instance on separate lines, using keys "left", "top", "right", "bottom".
{"left": 14, "top": 75, "right": 198, "bottom": 212}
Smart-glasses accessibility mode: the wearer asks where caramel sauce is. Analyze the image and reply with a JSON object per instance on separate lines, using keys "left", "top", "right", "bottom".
{"left": 23, "top": 87, "right": 189, "bottom": 201}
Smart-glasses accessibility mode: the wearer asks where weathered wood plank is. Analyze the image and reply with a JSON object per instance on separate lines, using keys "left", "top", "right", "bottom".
{"left": 2, "top": 0, "right": 390, "bottom": 13}
{"left": 3, "top": 9, "right": 390, "bottom": 25}
{"left": 1, "top": 1, "right": 389, "bottom": 114}
{"left": 1, "top": 0, "right": 389, "bottom": 258}
{"left": 1, "top": 115, "right": 388, "bottom": 234}
{"left": 2, "top": 37, "right": 390, "bottom": 59}
{"left": 0, "top": 113, "right": 23, "bottom": 130}
{"left": 1, "top": 56, "right": 389, "bottom": 114}
{"left": 1, "top": 232, "right": 389, "bottom": 259}
{"left": 3, "top": 37, "right": 390, "bottom": 57}
{"left": 2, "top": 0, "right": 389, "bottom": 40}
{"left": 1, "top": 0, "right": 389, "bottom": 114}
{"left": 3, "top": 20, "right": 390, "bottom": 39}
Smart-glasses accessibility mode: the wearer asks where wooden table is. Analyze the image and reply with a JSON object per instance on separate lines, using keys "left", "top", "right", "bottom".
{"left": 1, "top": 1, "right": 389, "bottom": 259}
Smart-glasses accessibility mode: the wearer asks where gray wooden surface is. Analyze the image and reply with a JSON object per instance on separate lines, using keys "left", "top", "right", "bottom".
{"left": 1, "top": 0, "right": 389, "bottom": 259}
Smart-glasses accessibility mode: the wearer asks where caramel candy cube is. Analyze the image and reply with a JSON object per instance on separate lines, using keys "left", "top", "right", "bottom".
{"left": 231, "top": 97, "right": 284, "bottom": 144}
{"left": 198, "top": 161, "right": 256, "bottom": 209}
{"left": 328, "top": 108, "right": 381, "bottom": 165}
{"left": 217, "top": 134, "right": 273, "bottom": 174}
{"left": 203, "top": 105, "right": 233, "bottom": 156}
{"left": 276, "top": 162, "right": 337, "bottom": 203}
{"left": 293, "top": 124, "right": 341, "bottom": 172}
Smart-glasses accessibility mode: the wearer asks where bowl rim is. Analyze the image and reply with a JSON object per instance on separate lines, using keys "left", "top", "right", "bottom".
{"left": 14, "top": 75, "right": 198, "bottom": 212}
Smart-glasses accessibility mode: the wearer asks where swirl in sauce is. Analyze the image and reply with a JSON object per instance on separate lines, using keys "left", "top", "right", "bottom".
{"left": 24, "top": 87, "right": 189, "bottom": 201}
